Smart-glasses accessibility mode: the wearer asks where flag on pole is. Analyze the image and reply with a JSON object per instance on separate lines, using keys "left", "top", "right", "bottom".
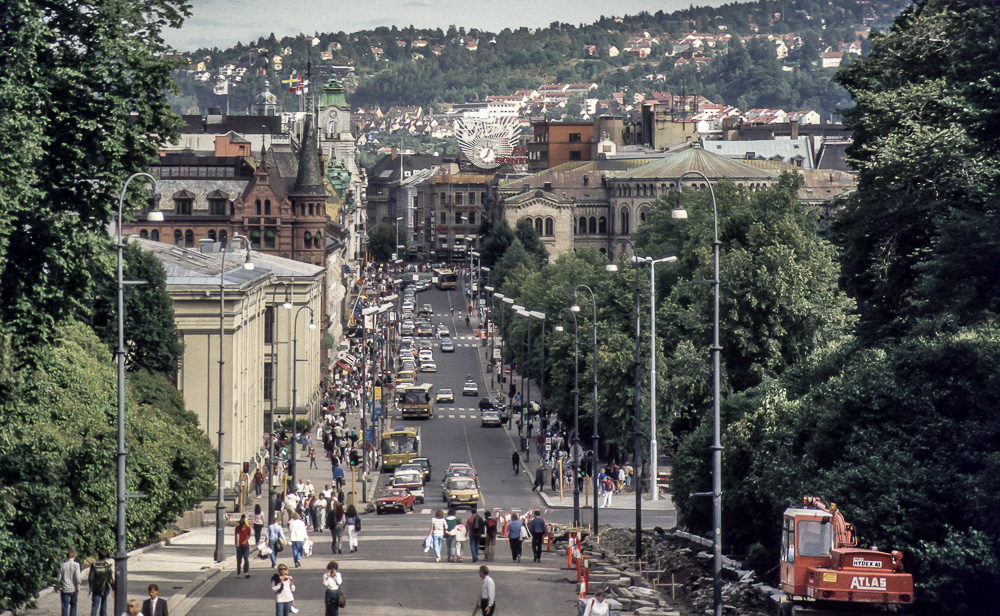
{"left": 213, "top": 79, "right": 229, "bottom": 95}
{"left": 282, "top": 71, "right": 298, "bottom": 92}
{"left": 295, "top": 78, "right": 310, "bottom": 95}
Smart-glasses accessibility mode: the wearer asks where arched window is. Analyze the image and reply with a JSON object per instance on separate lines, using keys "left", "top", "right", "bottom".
{"left": 139, "top": 229, "right": 148, "bottom": 239}
{"left": 303, "top": 231, "right": 312, "bottom": 249}
{"left": 620, "top": 207, "right": 630, "bottom": 234}
{"left": 639, "top": 207, "right": 649, "bottom": 223}
{"left": 208, "top": 230, "right": 217, "bottom": 241}
{"left": 578, "top": 217, "right": 586, "bottom": 234}
{"left": 218, "top": 230, "right": 227, "bottom": 248}
{"left": 588, "top": 217, "right": 597, "bottom": 234}
{"left": 150, "top": 229, "right": 159, "bottom": 242}
{"left": 173, "top": 230, "right": 182, "bottom": 246}
{"left": 314, "top": 232, "right": 322, "bottom": 248}
{"left": 255, "top": 199, "right": 262, "bottom": 215}
{"left": 598, "top": 247, "right": 606, "bottom": 255}
{"left": 264, "top": 199, "right": 272, "bottom": 215}
{"left": 264, "top": 228, "right": 276, "bottom": 249}
{"left": 534, "top": 218, "right": 543, "bottom": 236}
{"left": 249, "top": 229, "right": 261, "bottom": 249}
{"left": 598, "top": 216, "right": 607, "bottom": 234}
{"left": 544, "top": 217, "right": 553, "bottom": 236}
{"left": 184, "top": 229, "right": 195, "bottom": 247}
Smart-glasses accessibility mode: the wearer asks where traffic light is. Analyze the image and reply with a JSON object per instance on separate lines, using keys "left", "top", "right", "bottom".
{"left": 349, "top": 449, "right": 360, "bottom": 467}
{"left": 242, "top": 462, "right": 250, "bottom": 474}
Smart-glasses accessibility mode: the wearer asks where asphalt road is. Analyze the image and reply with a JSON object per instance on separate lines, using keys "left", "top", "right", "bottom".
{"left": 185, "top": 276, "right": 675, "bottom": 616}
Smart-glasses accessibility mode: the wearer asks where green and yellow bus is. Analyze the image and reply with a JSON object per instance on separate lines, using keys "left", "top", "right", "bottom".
{"left": 380, "top": 426, "right": 421, "bottom": 472}
{"left": 433, "top": 268, "right": 458, "bottom": 290}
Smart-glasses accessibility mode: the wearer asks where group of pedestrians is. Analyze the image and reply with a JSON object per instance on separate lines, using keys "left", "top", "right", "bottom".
{"left": 428, "top": 508, "right": 548, "bottom": 565}
{"left": 58, "top": 549, "right": 166, "bottom": 616}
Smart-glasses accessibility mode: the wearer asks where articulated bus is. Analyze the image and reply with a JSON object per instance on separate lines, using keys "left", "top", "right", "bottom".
{"left": 380, "top": 426, "right": 421, "bottom": 472}
{"left": 433, "top": 268, "right": 458, "bottom": 290}
{"left": 397, "top": 382, "right": 434, "bottom": 419}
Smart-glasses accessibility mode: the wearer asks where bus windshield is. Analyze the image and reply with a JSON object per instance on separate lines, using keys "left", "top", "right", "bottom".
{"left": 401, "top": 389, "right": 430, "bottom": 404}
{"left": 381, "top": 436, "right": 418, "bottom": 455}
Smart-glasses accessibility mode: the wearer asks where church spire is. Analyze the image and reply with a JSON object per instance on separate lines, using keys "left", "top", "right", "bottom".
{"left": 289, "top": 113, "right": 325, "bottom": 198}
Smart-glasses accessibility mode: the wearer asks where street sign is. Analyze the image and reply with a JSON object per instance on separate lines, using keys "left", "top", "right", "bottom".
{"left": 374, "top": 386, "right": 382, "bottom": 400}
{"left": 570, "top": 444, "right": 584, "bottom": 460}
{"left": 364, "top": 428, "right": 372, "bottom": 443}
{"left": 363, "top": 441, "right": 372, "bottom": 452}
{"left": 493, "top": 348, "right": 501, "bottom": 359}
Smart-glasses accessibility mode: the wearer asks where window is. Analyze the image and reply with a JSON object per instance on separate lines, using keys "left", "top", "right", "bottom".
{"left": 175, "top": 198, "right": 193, "bottom": 215}
{"left": 578, "top": 217, "right": 586, "bottom": 234}
{"left": 264, "top": 306, "right": 275, "bottom": 345}
{"left": 468, "top": 192, "right": 475, "bottom": 205}
{"left": 440, "top": 211, "right": 448, "bottom": 225}
{"left": 569, "top": 133, "right": 582, "bottom": 142}
{"left": 534, "top": 218, "right": 543, "bottom": 236}
{"left": 263, "top": 360, "right": 274, "bottom": 401}
{"left": 314, "top": 232, "right": 322, "bottom": 248}
{"left": 588, "top": 217, "right": 597, "bottom": 234}
{"left": 569, "top": 151, "right": 582, "bottom": 160}
{"left": 796, "top": 520, "right": 834, "bottom": 558}
{"left": 264, "top": 199, "right": 272, "bottom": 215}
{"left": 208, "top": 230, "right": 217, "bottom": 241}
{"left": 150, "top": 229, "right": 159, "bottom": 241}
{"left": 303, "top": 231, "right": 312, "bottom": 249}
{"left": 640, "top": 207, "right": 649, "bottom": 223}
{"left": 139, "top": 230, "right": 148, "bottom": 239}
{"left": 544, "top": 217, "right": 553, "bottom": 236}
{"left": 209, "top": 199, "right": 227, "bottom": 215}
{"left": 264, "top": 228, "right": 276, "bottom": 249}
{"left": 620, "top": 207, "right": 630, "bottom": 234}
{"left": 184, "top": 229, "right": 195, "bottom": 247}
{"left": 255, "top": 199, "right": 262, "bottom": 215}
{"left": 249, "top": 229, "right": 261, "bottom": 249}
{"left": 454, "top": 192, "right": 463, "bottom": 206}
{"left": 598, "top": 216, "right": 607, "bottom": 234}
{"left": 468, "top": 211, "right": 476, "bottom": 225}
{"left": 480, "top": 192, "right": 486, "bottom": 204}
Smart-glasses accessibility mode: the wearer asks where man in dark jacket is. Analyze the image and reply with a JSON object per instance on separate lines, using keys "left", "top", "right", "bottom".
{"left": 528, "top": 510, "right": 547, "bottom": 562}
{"left": 532, "top": 462, "right": 545, "bottom": 492}
{"left": 511, "top": 450, "right": 520, "bottom": 474}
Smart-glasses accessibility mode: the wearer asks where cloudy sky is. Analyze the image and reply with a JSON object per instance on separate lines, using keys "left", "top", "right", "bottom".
{"left": 165, "top": 0, "right": 735, "bottom": 51}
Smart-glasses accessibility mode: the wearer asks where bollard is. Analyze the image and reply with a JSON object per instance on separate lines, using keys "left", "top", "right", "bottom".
{"left": 566, "top": 533, "right": 575, "bottom": 569}
{"left": 577, "top": 545, "right": 583, "bottom": 581}
{"left": 502, "top": 513, "right": 509, "bottom": 537}
{"left": 546, "top": 524, "right": 553, "bottom": 551}
{"left": 583, "top": 557, "right": 590, "bottom": 595}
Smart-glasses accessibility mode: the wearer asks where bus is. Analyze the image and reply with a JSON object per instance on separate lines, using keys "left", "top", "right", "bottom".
{"left": 433, "top": 268, "right": 458, "bottom": 290}
{"left": 380, "top": 426, "right": 421, "bottom": 472}
{"left": 397, "top": 382, "right": 434, "bottom": 419}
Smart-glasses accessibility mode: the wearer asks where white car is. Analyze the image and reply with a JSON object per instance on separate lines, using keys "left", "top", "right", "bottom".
{"left": 436, "top": 324, "right": 450, "bottom": 337}
{"left": 418, "top": 349, "right": 434, "bottom": 363}
{"left": 420, "top": 360, "right": 437, "bottom": 372}
{"left": 463, "top": 381, "right": 479, "bottom": 396}
{"left": 436, "top": 388, "right": 455, "bottom": 403}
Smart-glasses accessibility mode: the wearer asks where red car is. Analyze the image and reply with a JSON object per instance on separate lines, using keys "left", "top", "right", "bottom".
{"left": 375, "top": 487, "right": 416, "bottom": 514}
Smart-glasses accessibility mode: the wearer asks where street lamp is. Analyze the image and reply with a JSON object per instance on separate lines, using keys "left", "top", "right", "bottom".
{"left": 267, "top": 283, "right": 293, "bottom": 525}
{"left": 555, "top": 308, "right": 581, "bottom": 526}
{"left": 605, "top": 237, "right": 644, "bottom": 564}
{"left": 395, "top": 216, "right": 403, "bottom": 262}
{"left": 672, "top": 171, "right": 722, "bottom": 616}
{"left": 360, "top": 302, "right": 391, "bottom": 501}
{"left": 217, "top": 233, "right": 254, "bottom": 562}
{"left": 290, "top": 306, "right": 316, "bottom": 490}
{"left": 500, "top": 296, "right": 513, "bottom": 424}
{"left": 114, "top": 172, "right": 158, "bottom": 616}
{"left": 528, "top": 310, "right": 546, "bottom": 417}
{"left": 632, "top": 255, "right": 677, "bottom": 501}
{"left": 572, "top": 284, "right": 600, "bottom": 531}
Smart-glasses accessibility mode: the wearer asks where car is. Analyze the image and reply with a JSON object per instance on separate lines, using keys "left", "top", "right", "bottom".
{"left": 440, "top": 338, "right": 455, "bottom": 352}
{"left": 478, "top": 396, "right": 505, "bottom": 411}
{"left": 395, "top": 462, "right": 426, "bottom": 481}
{"left": 436, "top": 323, "right": 450, "bottom": 337}
{"left": 436, "top": 388, "right": 455, "bottom": 403}
{"left": 418, "top": 338, "right": 434, "bottom": 351}
{"left": 481, "top": 410, "right": 502, "bottom": 427}
{"left": 418, "top": 349, "right": 434, "bottom": 362}
{"left": 401, "top": 321, "right": 415, "bottom": 336}
{"left": 391, "top": 470, "right": 425, "bottom": 503}
{"left": 420, "top": 360, "right": 437, "bottom": 372}
{"left": 375, "top": 487, "right": 416, "bottom": 514}
{"left": 419, "top": 303, "right": 433, "bottom": 316}
{"left": 399, "top": 336, "right": 415, "bottom": 348}
{"left": 442, "top": 463, "right": 477, "bottom": 484}
{"left": 442, "top": 476, "right": 480, "bottom": 508}
{"left": 463, "top": 381, "right": 479, "bottom": 396}
{"left": 416, "top": 322, "right": 434, "bottom": 337}
{"left": 395, "top": 370, "right": 416, "bottom": 385}
{"left": 410, "top": 457, "right": 432, "bottom": 482}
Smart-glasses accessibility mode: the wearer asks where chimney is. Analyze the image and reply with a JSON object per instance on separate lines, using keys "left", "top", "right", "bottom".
{"left": 391, "top": 146, "right": 398, "bottom": 160}
{"left": 790, "top": 119, "right": 799, "bottom": 140}
{"left": 198, "top": 239, "right": 216, "bottom": 253}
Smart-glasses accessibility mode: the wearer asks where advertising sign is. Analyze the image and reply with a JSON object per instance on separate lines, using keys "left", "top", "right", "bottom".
{"left": 455, "top": 117, "right": 526, "bottom": 169}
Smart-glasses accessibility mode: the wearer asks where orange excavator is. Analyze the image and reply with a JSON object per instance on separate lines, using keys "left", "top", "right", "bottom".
{"left": 778, "top": 497, "right": 914, "bottom": 615}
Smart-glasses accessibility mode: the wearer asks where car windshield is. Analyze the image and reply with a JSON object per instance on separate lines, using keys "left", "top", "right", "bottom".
{"left": 383, "top": 489, "right": 406, "bottom": 497}
{"left": 797, "top": 519, "right": 834, "bottom": 557}
{"left": 393, "top": 473, "right": 421, "bottom": 485}
{"left": 450, "top": 479, "right": 475, "bottom": 490}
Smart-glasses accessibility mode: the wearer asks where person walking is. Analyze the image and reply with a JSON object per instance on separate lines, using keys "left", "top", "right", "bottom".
{"left": 314, "top": 493, "right": 328, "bottom": 531}
{"left": 532, "top": 462, "right": 545, "bottom": 492}
{"left": 253, "top": 504, "right": 266, "bottom": 545}
{"left": 473, "top": 565, "right": 496, "bottom": 616}
{"left": 58, "top": 549, "right": 81, "bottom": 616}
{"left": 327, "top": 500, "right": 345, "bottom": 554}
{"left": 88, "top": 548, "right": 114, "bottom": 616}
{"left": 288, "top": 512, "right": 309, "bottom": 567}
{"left": 235, "top": 514, "right": 252, "bottom": 578}
{"left": 453, "top": 519, "right": 469, "bottom": 562}
{"left": 322, "top": 561, "right": 343, "bottom": 616}
{"left": 253, "top": 469, "right": 265, "bottom": 498}
{"left": 528, "top": 510, "right": 546, "bottom": 562}
{"left": 267, "top": 516, "right": 286, "bottom": 568}
{"left": 506, "top": 513, "right": 524, "bottom": 562}
{"left": 344, "top": 504, "right": 361, "bottom": 553}
{"left": 429, "top": 509, "right": 447, "bottom": 562}
{"left": 308, "top": 447, "right": 318, "bottom": 469}
{"left": 582, "top": 589, "right": 611, "bottom": 616}
{"left": 483, "top": 511, "right": 498, "bottom": 561}
{"left": 444, "top": 508, "right": 459, "bottom": 562}
{"left": 467, "top": 507, "right": 485, "bottom": 563}
{"left": 121, "top": 599, "right": 142, "bottom": 616}
{"left": 271, "top": 564, "right": 295, "bottom": 616}
{"left": 141, "top": 584, "right": 167, "bottom": 616}
{"left": 602, "top": 476, "right": 615, "bottom": 508}
{"left": 511, "top": 450, "right": 520, "bottom": 474}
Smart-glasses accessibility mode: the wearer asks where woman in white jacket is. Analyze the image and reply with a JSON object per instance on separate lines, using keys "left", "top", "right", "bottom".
{"left": 288, "top": 512, "right": 309, "bottom": 568}
{"left": 322, "top": 560, "right": 343, "bottom": 616}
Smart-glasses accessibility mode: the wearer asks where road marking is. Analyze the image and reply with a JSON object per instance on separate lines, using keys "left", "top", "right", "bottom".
{"left": 420, "top": 508, "right": 432, "bottom": 514}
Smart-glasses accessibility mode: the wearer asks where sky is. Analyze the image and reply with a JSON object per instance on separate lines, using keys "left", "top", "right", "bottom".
{"left": 165, "top": 0, "right": 735, "bottom": 52}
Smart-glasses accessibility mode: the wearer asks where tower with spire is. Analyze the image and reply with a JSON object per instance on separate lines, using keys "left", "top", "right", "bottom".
{"left": 288, "top": 113, "right": 328, "bottom": 265}
{"left": 254, "top": 80, "right": 278, "bottom": 116}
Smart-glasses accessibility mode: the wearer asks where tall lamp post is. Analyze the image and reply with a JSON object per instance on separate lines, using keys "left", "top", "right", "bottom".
{"left": 633, "top": 255, "right": 677, "bottom": 500}
{"left": 529, "top": 311, "right": 546, "bottom": 417}
{"left": 572, "top": 285, "right": 600, "bottom": 531}
{"left": 673, "top": 171, "right": 722, "bottom": 616}
{"left": 114, "top": 172, "right": 160, "bottom": 616}
{"left": 606, "top": 237, "right": 644, "bottom": 564}
{"left": 290, "top": 306, "right": 316, "bottom": 490}
{"left": 499, "top": 296, "right": 514, "bottom": 425}
{"left": 555, "top": 308, "right": 580, "bottom": 526}
{"left": 267, "top": 284, "right": 293, "bottom": 525}
{"left": 217, "top": 233, "right": 254, "bottom": 562}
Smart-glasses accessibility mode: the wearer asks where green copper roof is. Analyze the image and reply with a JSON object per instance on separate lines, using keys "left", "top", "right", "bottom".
{"left": 613, "top": 143, "right": 777, "bottom": 181}
{"left": 320, "top": 75, "right": 349, "bottom": 110}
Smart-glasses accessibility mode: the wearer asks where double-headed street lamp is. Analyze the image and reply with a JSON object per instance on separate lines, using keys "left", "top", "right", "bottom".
{"left": 114, "top": 172, "right": 160, "bottom": 616}
{"left": 554, "top": 308, "right": 581, "bottom": 526}
{"left": 267, "top": 283, "right": 292, "bottom": 524}
{"left": 605, "top": 237, "right": 644, "bottom": 563}
{"left": 290, "top": 306, "right": 316, "bottom": 490}
{"left": 217, "top": 233, "right": 254, "bottom": 562}
{"left": 672, "top": 171, "right": 723, "bottom": 616}
{"left": 571, "top": 285, "right": 600, "bottom": 531}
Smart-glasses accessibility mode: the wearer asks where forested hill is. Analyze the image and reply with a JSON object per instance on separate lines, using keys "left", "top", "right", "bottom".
{"left": 169, "top": 0, "right": 908, "bottom": 117}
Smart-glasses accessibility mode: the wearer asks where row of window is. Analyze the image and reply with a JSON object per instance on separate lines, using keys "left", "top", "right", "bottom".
{"left": 613, "top": 181, "right": 768, "bottom": 198}
{"left": 438, "top": 191, "right": 486, "bottom": 206}
{"left": 153, "top": 166, "right": 237, "bottom": 178}
{"left": 518, "top": 206, "right": 650, "bottom": 237}
{"left": 137, "top": 228, "right": 323, "bottom": 251}
{"left": 523, "top": 217, "right": 555, "bottom": 237}
{"left": 438, "top": 210, "right": 477, "bottom": 225}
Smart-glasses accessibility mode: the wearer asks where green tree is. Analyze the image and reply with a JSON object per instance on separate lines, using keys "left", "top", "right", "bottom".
{"left": 478, "top": 218, "right": 516, "bottom": 270}
{"left": 0, "top": 0, "right": 188, "bottom": 363}
{"left": 90, "top": 242, "right": 185, "bottom": 374}
{"left": 513, "top": 218, "right": 549, "bottom": 267}
{"left": 366, "top": 223, "right": 402, "bottom": 262}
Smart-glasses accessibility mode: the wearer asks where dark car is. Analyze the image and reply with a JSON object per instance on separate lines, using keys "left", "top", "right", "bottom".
{"left": 409, "top": 457, "right": 432, "bottom": 482}
{"left": 478, "top": 396, "right": 505, "bottom": 411}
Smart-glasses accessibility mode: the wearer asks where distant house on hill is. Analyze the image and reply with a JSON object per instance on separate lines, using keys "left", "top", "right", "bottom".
{"left": 821, "top": 51, "right": 844, "bottom": 68}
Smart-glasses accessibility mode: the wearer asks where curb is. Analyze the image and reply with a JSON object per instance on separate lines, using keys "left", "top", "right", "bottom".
{"left": 169, "top": 552, "right": 239, "bottom": 616}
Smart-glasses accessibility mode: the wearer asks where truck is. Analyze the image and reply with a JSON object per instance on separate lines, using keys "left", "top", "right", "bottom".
{"left": 779, "top": 497, "right": 914, "bottom": 616}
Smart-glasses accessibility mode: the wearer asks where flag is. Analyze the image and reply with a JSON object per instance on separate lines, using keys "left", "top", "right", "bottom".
{"left": 282, "top": 71, "right": 298, "bottom": 92}
{"left": 213, "top": 79, "right": 229, "bottom": 95}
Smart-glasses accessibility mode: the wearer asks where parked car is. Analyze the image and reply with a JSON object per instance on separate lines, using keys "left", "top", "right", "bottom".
{"left": 440, "top": 338, "right": 455, "bottom": 352}
{"left": 436, "top": 388, "right": 455, "bottom": 403}
{"left": 481, "top": 410, "right": 502, "bottom": 427}
{"left": 375, "top": 487, "right": 416, "bottom": 514}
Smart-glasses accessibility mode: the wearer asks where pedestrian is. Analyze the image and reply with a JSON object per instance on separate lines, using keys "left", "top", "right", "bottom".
{"left": 288, "top": 512, "right": 308, "bottom": 568}
{"left": 506, "top": 513, "right": 524, "bottom": 562}
{"left": 267, "top": 515, "right": 286, "bottom": 568}
{"left": 253, "top": 504, "right": 266, "bottom": 545}
{"left": 141, "top": 584, "right": 167, "bottom": 616}
{"left": 429, "top": 509, "right": 447, "bottom": 562}
{"left": 528, "top": 510, "right": 546, "bottom": 562}
{"left": 253, "top": 469, "right": 265, "bottom": 498}
{"left": 602, "top": 476, "right": 615, "bottom": 508}
{"left": 550, "top": 460, "right": 558, "bottom": 492}
{"left": 532, "top": 462, "right": 545, "bottom": 492}
{"left": 467, "top": 507, "right": 485, "bottom": 563}
{"left": 536, "top": 433, "right": 544, "bottom": 458}
{"left": 323, "top": 561, "right": 343, "bottom": 616}
{"left": 283, "top": 491, "right": 300, "bottom": 526}
{"left": 309, "top": 447, "right": 318, "bottom": 469}
{"left": 58, "top": 549, "right": 81, "bottom": 616}
{"left": 327, "top": 499, "right": 345, "bottom": 553}
{"left": 121, "top": 599, "right": 141, "bottom": 616}
{"left": 332, "top": 461, "right": 345, "bottom": 490}
{"left": 344, "top": 504, "right": 361, "bottom": 553}
{"left": 582, "top": 589, "right": 611, "bottom": 616}
{"left": 512, "top": 450, "right": 521, "bottom": 474}
{"left": 88, "top": 548, "right": 114, "bottom": 616}
{"left": 473, "top": 565, "right": 496, "bottom": 616}
{"left": 235, "top": 514, "right": 252, "bottom": 578}
{"left": 271, "top": 564, "right": 296, "bottom": 616}
{"left": 444, "top": 508, "right": 459, "bottom": 562}
{"left": 483, "top": 511, "right": 498, "bottom": 561}
{"left": 314, "top": 493, "right": 328, "bottom": 531}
